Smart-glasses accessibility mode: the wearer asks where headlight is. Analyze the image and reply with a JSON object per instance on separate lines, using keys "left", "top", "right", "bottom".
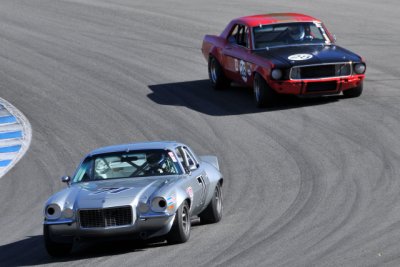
{"left": 271, "top": 69, "right": 283, "bottom": 80}
{"left": 151, "top": 197, "right": 167, "bottom": 212}
{"left": 354, "top": 63, "right": 366, "bottom": 74}
{"left": 45, "top": 204, "right": 62, "bottom": 220}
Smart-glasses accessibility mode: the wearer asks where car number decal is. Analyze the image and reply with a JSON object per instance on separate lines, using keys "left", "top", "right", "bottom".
{"left": 196, "top": 174, "right": 208, "bottom": 205}
{"left": 288, "top": 54, "right": 313, "bottom": 61}
{"left": 91, "top": 187, "right": 132, "bottom": 195}
{"left": 239, "top": 60, "right": 248, "bottom": 82}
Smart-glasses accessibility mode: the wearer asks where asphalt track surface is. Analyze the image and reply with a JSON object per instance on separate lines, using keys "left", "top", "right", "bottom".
{"left": 0, "top": 0, "right": 399, "bottom": 266}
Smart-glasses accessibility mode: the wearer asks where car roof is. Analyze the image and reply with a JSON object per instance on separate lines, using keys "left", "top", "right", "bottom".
{"left": 88, "top": 141, "right": 182, "bottom": 156}
{"left": 235, "top": 13, "right": 320, "bottom": 27}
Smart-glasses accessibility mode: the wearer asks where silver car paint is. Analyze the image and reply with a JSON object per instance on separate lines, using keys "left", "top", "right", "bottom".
{"left": 43, "top": 141, "right": 223, "bottom": 241}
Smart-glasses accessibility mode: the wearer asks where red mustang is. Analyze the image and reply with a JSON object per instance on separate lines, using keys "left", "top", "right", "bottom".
{"left": 202, "top": 13, "right": 366, "bottom": 107}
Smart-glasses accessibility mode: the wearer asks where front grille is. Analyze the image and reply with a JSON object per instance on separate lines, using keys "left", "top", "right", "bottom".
{"left": 306, "top": 81, "right": 337, "bottom": 92}
{"left": 291, "top": 63, "right": 351, "bottom": 80}
{"left": 79, "top": 206, "right": 132, "bottom": 228}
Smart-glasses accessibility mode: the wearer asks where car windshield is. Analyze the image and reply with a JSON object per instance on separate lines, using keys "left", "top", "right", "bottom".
{"left": 72, "top": 149, "right": 183, "bottom": 183}
{"left": 253, "top": 22, "right": 331, "bottom": 49}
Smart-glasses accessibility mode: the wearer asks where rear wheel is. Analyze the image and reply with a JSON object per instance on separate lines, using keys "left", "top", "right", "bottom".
{"left": 208, "top": 56, "right": 230, "bottom": 90}
{"left": 167, "top": 201, "right": 191, "bottom": 244}
{"left": 43, "top": 225, "right": 73, "bottom": 257}
{"left": 253, "top": 73, "right": 277, "bottom": 108}
{"left": 199, "top": 183, "right": 223, "bottom": 224}
{"left": 343, "top": 81, "right": 363, "bottom": 98}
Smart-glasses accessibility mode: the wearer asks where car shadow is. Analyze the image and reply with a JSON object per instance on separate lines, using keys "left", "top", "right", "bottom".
{"left": 147, "top": 79, "right": 342, "bottom": 116}
{"left": 0, "top": 235, "right": 146, "bottom": 266}
{"left": 0, "top": 219, "right": 203, "bottom": 266}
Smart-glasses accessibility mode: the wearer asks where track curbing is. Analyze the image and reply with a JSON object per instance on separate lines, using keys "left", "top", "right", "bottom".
{"left": 0, "top": 97, "right": 32, "bottom": 179}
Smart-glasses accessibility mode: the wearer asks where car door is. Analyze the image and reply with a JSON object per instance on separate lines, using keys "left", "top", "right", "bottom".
{"left": 176, "top": 146, "right": 210, "bottom": 215}
{"left": 222, "top": 23, "right": 252, "bottom": 84}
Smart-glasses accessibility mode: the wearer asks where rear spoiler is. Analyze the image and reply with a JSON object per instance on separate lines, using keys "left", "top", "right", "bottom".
{"left": 199, "top": 155, "right": 219, "bottom": 171}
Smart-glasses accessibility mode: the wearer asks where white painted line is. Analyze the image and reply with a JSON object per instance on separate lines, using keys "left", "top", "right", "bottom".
{"left": 0, "top": 139, "right": 25, "bottom": 147}
{"left": 0, "top": 110, "right": 11, "bottom": 117}
{"left": 0, "top": 124, "right": 23, "bottom": 132}
{"left": 0, "top": 152, "right": 18, "bottom": 160}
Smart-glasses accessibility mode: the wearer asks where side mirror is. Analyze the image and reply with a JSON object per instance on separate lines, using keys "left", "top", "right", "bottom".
{"left": 332, "top": 34, "right": 337, "bottom": 43}
{"left": 61, "top": 176, "right": 71, "bottom": 187}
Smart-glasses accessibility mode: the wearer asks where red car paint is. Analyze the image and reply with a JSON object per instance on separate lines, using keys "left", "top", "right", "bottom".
{"left": 202, "top": 13, "right": 366, "bottom": 101}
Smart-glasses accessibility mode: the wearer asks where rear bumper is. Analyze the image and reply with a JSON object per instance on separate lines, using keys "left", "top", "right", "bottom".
{"left": 269, "top": 75, "right": 365, "bottom": 95}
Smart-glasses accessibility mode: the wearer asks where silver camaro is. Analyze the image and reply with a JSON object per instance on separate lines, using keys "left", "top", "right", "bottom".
{"left": 43, "top": 141, "right": 223, "bottom": 256}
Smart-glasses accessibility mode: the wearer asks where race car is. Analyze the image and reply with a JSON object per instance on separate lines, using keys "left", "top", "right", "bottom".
{"left": 43, "top": 141, "right": 223, "bottom": 256}
{"left": 202, "top": 13, "right": 366, "bottom": 107}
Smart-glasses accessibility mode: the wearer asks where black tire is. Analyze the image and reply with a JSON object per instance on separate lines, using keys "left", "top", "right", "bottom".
{"left": 343, "top": 81, "right": 363, "bottom": 98}
{"left": 167, "top": 201, "right": 191, "bottom": 244}
{"left": 253, "top": 73, "right": 277, "bottom": 108}
{"left": 208, "top": 56, "right": 230, "bottom": 90}
{"left": 199, "top": 183, "right": 223, "bottom": 224}
{"left": 43, "top": 225, "right": 73, "bottom": 257}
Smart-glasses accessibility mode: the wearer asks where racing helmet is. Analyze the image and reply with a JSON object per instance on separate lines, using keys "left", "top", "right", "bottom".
{"left": 147, "top": 153, "right": 166, "bottom": 168}
{"left": 288, "top": 25, "right": 305, "bottom": 41}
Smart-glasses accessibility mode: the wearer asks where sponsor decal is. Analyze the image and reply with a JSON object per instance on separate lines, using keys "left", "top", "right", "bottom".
{"left": 288, "top": 54, "right": 313, "bottom": 61}
{"left": 167, "top": 196, "right": 176, "bottom": 206}
{"left": 168, "top": 151, "right": 177, "bottom": 162}
{"left": 239, "top": 60, "right": 247, "bottom": 82}
{"left": 234, "top": 59, "right": 239, "bottom": 72}
{"left": 186, "top": 186, "right": 194, "bottom": 202}
{"left": 167, "top": 196, "right": 176, "bottom": 210}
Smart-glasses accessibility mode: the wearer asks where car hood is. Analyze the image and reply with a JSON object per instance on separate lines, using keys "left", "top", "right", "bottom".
{"left": 47, "top": 176, "right": 181, "bottom": 209}
{"left": 253, "top": 44, "right": 362, "bottom": 67}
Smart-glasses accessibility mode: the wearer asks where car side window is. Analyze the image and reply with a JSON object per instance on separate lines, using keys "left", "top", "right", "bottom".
{"left": 175, "top": 148, "right": 185, "bottom": 167}
{"left": 72, "top": 159, "right": 93, "bottom": 183}
{"left": 228, "top": 24, "right": 249, "bottom": 48}
{"left": 183, "top": 147, "right": 198, "bottom": 170}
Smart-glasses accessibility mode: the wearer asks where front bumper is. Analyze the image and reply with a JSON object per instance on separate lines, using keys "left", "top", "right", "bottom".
{"left": 44, "top": 213, "right": 175, "bottom": 243}
{"left": 269, "top": 74, "right": 365, "bottom": 95}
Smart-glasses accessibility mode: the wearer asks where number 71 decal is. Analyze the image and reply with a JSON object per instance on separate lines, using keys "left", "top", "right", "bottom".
{"left": 196, "top": 175, "right": 208, "bottom": 205}
{"left": 90, "top": 187, "right": 132, "bottom": 195}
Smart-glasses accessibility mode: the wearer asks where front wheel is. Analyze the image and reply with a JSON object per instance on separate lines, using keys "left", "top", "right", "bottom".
{"left": 343, "top": 81, "right": 363, "bottom": 98}
{"left": 167, "top": 201, "right": 191, "bottom": 244}
{"left": 43, "top": 225, "right": 73, "bottom": 257}
{"left": 208, "top": 56, "right": 230, "bottom": 90}
{"left": 253, "top": 73, "right": 277, "bottom": 108}
{"left": 199, "top": 183, "right": 223, "bottom": 224}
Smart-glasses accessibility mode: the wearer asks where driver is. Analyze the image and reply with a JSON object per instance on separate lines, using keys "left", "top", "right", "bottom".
{"left": 287, "top": 25, "right": 305, "bottom": 42}
{"left": 145, "top": 153, "right": 167, "bottom": 175}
